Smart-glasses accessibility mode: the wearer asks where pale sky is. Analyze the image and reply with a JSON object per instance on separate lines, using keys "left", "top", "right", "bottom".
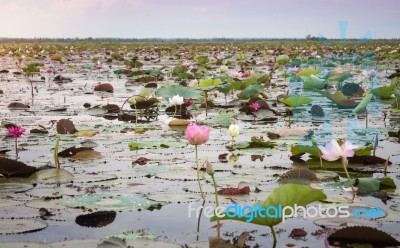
{"left": 0, "top": 0, "right": 399, "bottom": 39}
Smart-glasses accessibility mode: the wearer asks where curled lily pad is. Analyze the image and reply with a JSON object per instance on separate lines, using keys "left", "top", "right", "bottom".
{"left": 156, "top": 85, "right": 202, "bottom": 100}
{"left": 64, "top": 193, "right": 162, "bottom": 211}
{"left": 0, "top": 219, "right": 48, "bottom": 234}
{"left": 0, "top": 157, "right": 37, "bottom": 177}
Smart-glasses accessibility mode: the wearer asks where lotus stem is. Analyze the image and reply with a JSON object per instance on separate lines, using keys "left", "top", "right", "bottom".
{"left": 196, "top": 200, "right": 205, "bottom": 241}
{"left": 211, "top": 175, "right": 220, "bottom": 238}
{"left": 270, "top": 226, "right": 277, "bottom": 248}
{"left": 173, "top": 104, "right": 177, "bottom": 118}
{"left": 54, "top": 136, "right": 60, "bottom": 169}
{"left": 134, "top": 104, "right": 138, "bottom": 126}
{"left": 205, "top": 92, "right": 208, "bottom": 116}
{"left": 342, "top": 157, "right": 356, "bottom": 201}
{"left": 195, "top": 145, "right": 205, "bottom": 201}
{"left": 15, "top": 137, "right": 18, "bottom": 159}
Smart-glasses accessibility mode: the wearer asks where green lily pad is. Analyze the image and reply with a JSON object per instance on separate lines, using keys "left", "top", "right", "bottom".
{"left": 238, "top": 84, "right": 264, "bottom": 99}
{"left": 128, "top": 141, "right": 187, "bottom": 151}
{"left": 278, "top": 95, "right": 313, "bottom": 107}
{"left": 236, "top": 137, "right": 276, "bottom": 149}
{"left": 64, "top": 193, "right": 162, "bottom": 211}
{"left": 156, "top": 85, "right": 202, "bottom": 100}
{"left": 297, "top": 68, "right": 318, "bottom": 77}
{"left": 207, "top": 111, "right": 235, "bottom": 127}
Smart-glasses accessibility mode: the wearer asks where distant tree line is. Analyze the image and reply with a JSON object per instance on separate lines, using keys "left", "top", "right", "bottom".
{"left": 0, "top": 37, "right": 397, "bottom": 43}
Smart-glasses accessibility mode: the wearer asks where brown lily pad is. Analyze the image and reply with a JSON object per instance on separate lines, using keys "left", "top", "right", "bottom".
{"left": 328, "top": 226, "right": 400, "bottom": 246}
{"left": 218, "top": 186, "right": 250, "bottom": 195}
{"left": 0, "top": 158, "right": 37, "bottom": 177}
{"left": 94, "top": 83, "right": 114, "bottom": 93}
{"left": 56, "top": 119, "right": 77, "bottom": 134}
{"left": 8, "top": 102, "right": 30, "bottom": 109}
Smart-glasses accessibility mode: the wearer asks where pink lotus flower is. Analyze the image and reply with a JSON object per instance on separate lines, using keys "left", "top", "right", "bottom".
{"left": 7, "top": 127, "right": 25, "bottom": 137}
{"left": 288, "top": 67, "right": 300, "bottom": 73}
{"left": 249, "top": 102, "right": 261, "bottom": 111}
{"left": 58, "top": 67, "right": 65, "bottom": 72}
{"left": 318, "top": 139, "right": 358, "bottom": 161}
{"left": 47, "top": 69, "right": 53, "bottom": 74}
{"left": 191, "top": 67, "right": 199, "bottom": 73}
{"left": 182, "top": 61, "right": 191, "bottom": 67}
{"left": 96, "top": 65, "right": 103, "bottom": 70}
{"left": 185, "top": 123, "right": 210, "bottom": 145}
{"left": 183, "top": 99, "right": 193, "bottom": 106}
{"left": 230, "top": 71, "right": 243, "bottom": 78}
{"left": 242, "top": 73, "right": 251, "bottom": 78}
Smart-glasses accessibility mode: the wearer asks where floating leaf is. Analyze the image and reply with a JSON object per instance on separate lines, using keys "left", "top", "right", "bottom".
{"left": 236, "top": 137, "right": 276, "bottom": 149}
{"left": 328, "top": 226, "right": 400, "bottom": 246}
{"left": 31, "top": 169, "right": 73, "bottom": 184}
{"left": 94, "top": 83, "right": 114, "bottom": 93}
{"left": 278, "top": 95, "right": 312, "bottom": 107}
{"left": 128, "top": 141, "right": 186, "bottom": 150}
{"left": 56, "top": 119, "right": 77, "bottom": 134}
{"left": 75, "top": 211, "right": 116, "bottom": 228}
{"left": 207, "top": 111, "right": 235, "bottom": 127}
{"left": 168, "top": 119, "right": 190, "bottom": 127}
{"left": 75, "top": 130, "right": 96, "bottom": 137}
{"left": 156, "top": 85, "right": 202, "bottom": 100}
{"left": 238, "top": 84, "right": 264, "bottom": 99}
{"left": 199, "top": 78, "right": 222, "bottom": 89}
{"left": 296, "top": 68, "right": 318, "bottom": 77}
{"left": 0, "top": 219, "right": 48, "bottom": 234}
{"left": 218, "top": 186, "right": 250, "bottom": 195}
{"left": 70, "top": 149, "right": 102, "bottom": 160}
{"left": 64, "top": 193, "right": 161, "bottom": 211}
{"left": 279, "top": 168, "right": 318, "bottom": 182}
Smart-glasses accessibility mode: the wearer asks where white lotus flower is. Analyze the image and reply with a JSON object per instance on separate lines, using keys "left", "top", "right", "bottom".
{"left": 228, "top": 124, "right": 240, "bottom": 138}
{"left": 169, "top": 95, "right": 184, "bottom": 105}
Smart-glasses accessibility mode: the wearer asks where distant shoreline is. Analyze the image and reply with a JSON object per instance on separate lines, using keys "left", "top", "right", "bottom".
{"left": 0, "top": 37, "right": 399, "bottom": 43}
